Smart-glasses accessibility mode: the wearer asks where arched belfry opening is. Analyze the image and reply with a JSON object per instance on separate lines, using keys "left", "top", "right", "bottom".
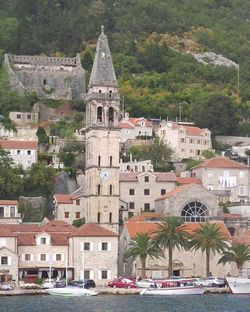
{"left": 108, "top": 107, "right": 114, "bottom": 123}
{"left": 97, "top": 106, "right": 103, "bottom": 122}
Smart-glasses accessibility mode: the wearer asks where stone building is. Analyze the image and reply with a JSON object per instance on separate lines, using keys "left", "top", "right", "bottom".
{"left": 158, "top": 121, "right": 212, "bottom": 160}
{"left": 0, "top": 140, "right": 38, "bottom": 169}
{"left": 9, "top": 112, "right": 39, "bottom": 125}
{"left": 83, "top": 26, "right": 120, "bottom": 233}
{"left": 4, "top": 54, "right": 85, "bottom": 100}
{"left": 0, "top": 200, "right": 21, "bottom": 224}
{"left": 120, "top": 171, "right": 177, "bottom": 215}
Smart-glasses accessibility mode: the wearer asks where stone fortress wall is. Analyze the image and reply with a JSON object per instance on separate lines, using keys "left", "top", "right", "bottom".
{"left": 4, "top": 53, "right": 86, "bottom": 100}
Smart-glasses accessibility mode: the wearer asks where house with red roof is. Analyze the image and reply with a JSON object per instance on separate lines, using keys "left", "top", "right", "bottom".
{"left": 0, "top": 140, "right": 38, "bottom": 169}
{"left": 119, "top": 171, "right": 177, "bottom": 216}
{"left": 119, "top": 216, "right": 233, "bottom": 278}
{"left": 53, "top": 193, "right": 85, "bottom": 225}
{"left": 119, "top": 112, "right": 153, "bottom": 143}
{"left": 0, "top": 200, "right": 21, "bottom": 224}
{"left": 158, "top": 121, "right": 212, "bottom": 160}
{"left": 191, "top": 156, "right": 250, "bottom": 203}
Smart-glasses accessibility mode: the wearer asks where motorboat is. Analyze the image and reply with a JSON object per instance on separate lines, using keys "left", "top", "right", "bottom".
{"left": 140, "top": 285, "right": 205, "bottom": 296}
{"left": 47, "top": 287, "right": 98, "bottom": 297}
{"left": 226, "top": 276, "right": 250, "bottom": 294}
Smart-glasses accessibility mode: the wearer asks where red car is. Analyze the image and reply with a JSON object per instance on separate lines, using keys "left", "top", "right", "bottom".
{"left": 107, "top": 278, "right": 137, "bottom": 288}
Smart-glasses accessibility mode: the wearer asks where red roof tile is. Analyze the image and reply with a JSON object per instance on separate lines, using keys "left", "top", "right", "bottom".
{"left": 73, "top": 223, "right": 118, "bottom": 237}
{"left": 192, "top": 157, "right": 249, "bottom": 170}
{"left": 41, "top": 220, "right": 75, "bottom": 232}
{"left": 179, "top": 221, "right": 231, "bottom": 238}
{"left": 0, "top": 200, "right": 18, "bottom": 206}
{"left": 0, "top": 140, "right": 38, "bottom": 150}
{"left": 165, "top": 123, "right": 209, "bottom": 137}
{"left": 176, "top": 177, "right": 202, "bottom": 185}
{"left": 119, "top": 122, "right": 134, "bottom": 129}
{"left": 54, "top": 194, "right": 77, "bottom": 204}
{"left": 128, "top": 212, "right": 163, "bottom": 223}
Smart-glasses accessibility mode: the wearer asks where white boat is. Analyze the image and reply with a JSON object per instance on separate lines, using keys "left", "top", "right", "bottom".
{"left": 226, "top": 276, "right": 250, "bottom": 294}
{"left": 140, "top": 285, "right": 205, "bottom": 296}
{"left": 47, "top": 287, "right": 98, "bottom": 297}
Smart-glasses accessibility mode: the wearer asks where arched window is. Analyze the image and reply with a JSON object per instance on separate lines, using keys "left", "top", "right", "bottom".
{"left": 97, "top": 106, "right": 103, "bottom": 122}
{"left": 98, "top": 212, "right": 101, "bottom": 223}
{"left": 110, "top": 185, "right": 113, "bottom": 195}
{"left": 110, "top": 156, "right": 112, "bottom": 167}
{"left": 97, "top": 184, "right": 101, "bottom": 195}
{"left": 181, "top": 201, "right": 208, "bottom": 222}
{"left": 98, "top": 156, "right": 101, "bottom": 167}
{"left": 109, "top": 213, "right": 112, "bottom": 223}
{"left": 108, "top": 107, "right": 114, "bottom": 122}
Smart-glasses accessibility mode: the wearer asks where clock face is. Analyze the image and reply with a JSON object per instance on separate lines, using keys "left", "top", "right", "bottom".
{"left": 100, "top": 171, "right": 110, "bottom": 180}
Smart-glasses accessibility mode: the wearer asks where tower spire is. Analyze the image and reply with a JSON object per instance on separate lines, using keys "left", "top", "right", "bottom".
{"left": 88, "top": 26, "right": 118, "bottom": 89}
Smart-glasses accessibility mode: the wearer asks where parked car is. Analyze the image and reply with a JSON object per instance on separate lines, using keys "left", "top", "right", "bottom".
{"left": 83, "top": 279, "right": 96, "bottom": 289}
{"left": 224, "top": 149, "right": 239, "bottom": 159}
{"left": 42, "top": 279, "right": 56, "bottom": 289}
{"left": 108, "top": 278, "right": 136, "bottom": 288}
{"left": 195, "top": 277, "right": 225, "bottom": 287}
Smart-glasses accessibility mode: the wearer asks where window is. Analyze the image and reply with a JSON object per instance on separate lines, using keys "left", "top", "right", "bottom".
{"left": 109, "top": 213, "right": 112, "bottom": 223}
{"left": 25, "top": 254, "right": 31, "bottom": 261}
{"left": 144, "top": 176, "right": 149, "bottom": 182}
{"left": 129, "top": 189, "right": 135, "bottom": 195}
{"left": 129, "top": 202, "right": 134, "bottom": 209}
{"left": 108, "top": 107, "right": 114, "bottom": 122}
{"left": 98, "top": 156, "right": 101, "bottom": 167}
{"left": 142, "top": 166, "right": 145, "bottom": 172}
{"left": 17, "top": 150, "right": 21, "bottom": 155}
{"left": 197, "top": 140, "right": 201, "bottom": 144}
{"left": 97, "top": 106, "right": 103, "bottom": 122}
{"left": 97, "top": 184, "right": 101, "bottom": 195}
{"left": 144, "top": 203, "right": 150, "bottom": 211}
{"left": 27, "top": 114, "right": 31, "bottom": 120}
{"left": 109, "top": 185, "right": 113, "bottom": 195}
{"left": 101, "top": 271, "right": 108, "bottom": 279}
{"left": 84, "top": 270, "right": 90, "bottom": 279}
{"left": 40, "top": 237, "right": 46, "bottom": 245}
{"left": 161, "top": 189, "right": 166, "bottom": 195}
{"left": 40, "top": 254, "right": 46, "bottom": 261}
{"left": 110, "top": 156, "right": 112, "bottom": 166}
{"left": 144, "top": 189, "right": 150, "bottom": 195}
{"left": 16, "top": 114, "right": 21, "bottom": 119}
{"left": 27, "top": 150, "right": 31, "bottom": 155}
{"left": 207, "top": 171, "right": 213, "bottom": 178}
{"left": 181, "top": 148, "right": 185, "bottom": 153}
{"left": 1, "top": 257, "right": 7, "bottom": 265}
{"left": 76, "top": 199, "right": 80, "bottom": 205}
{"left": 190, "top": 139, "right": 193, "bottom": 143}
{"left": 240, "top": 171, "right": 245, "bottom": 178}
{"left": 10, "top": 207, "right": 15, "bottom": 218}
{"left": 98, "top": 212, "right": 101, "bottom": 223}
{"left": 75, "top": 212, "right": 80, "bottom": 218}
{"left": 84, "top": 243, "right": 90, "bottom": 251}
{"left": 181, "top": 201, "right": 208, "bottom": 222}
{"left": 181, "top": 138, "right": 185, "bottom": 143}
{"left": 102, "top": 242, "right": 108, "bottom": 251}
{"left": 0, "top": 207, "right": 3, "bottom": 217}
{"left": 43, "top": 79, "right": 47, "bottom": 85}
{"left": 239, "top": 186, "right": 246, "bottom": 196}
{"left": 196, "top": 150, "right": 201, "bottom": 155}
{"left": 56, "top": 254, "right": 61, "bottom": 261}
{"left": 64, "top": 212, "right": 69, "bottom": 218}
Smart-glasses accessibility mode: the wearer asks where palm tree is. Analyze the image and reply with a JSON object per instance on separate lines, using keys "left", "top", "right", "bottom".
{"left": 153, "top": 216, "right": 189, "bottom": 278}
{"left": 190, "top": 222, "right": 228, "bottom": 277}
{"left": 123, "top": 232, "right": 165, "bottom": 278}
{"left": 218, "top": 242, "right": 250, "bottom": 272}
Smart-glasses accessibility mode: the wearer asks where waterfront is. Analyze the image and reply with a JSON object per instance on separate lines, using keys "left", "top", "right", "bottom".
{"left": 0, "top": 294, "right": 250, "bottom": 312}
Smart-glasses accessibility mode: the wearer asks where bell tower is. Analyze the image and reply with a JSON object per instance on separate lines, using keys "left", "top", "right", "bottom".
{"left": 84, "top": 26, "right": 120, "bottom": 233}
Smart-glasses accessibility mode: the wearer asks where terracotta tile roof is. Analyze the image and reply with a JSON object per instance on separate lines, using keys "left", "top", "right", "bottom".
{"left": 125, "top": 222, "right": 159, "bottom": 238}
{"left": 0, "top": 140, "right": 38, "bottom": 150}
{"left": 155, "top": 184, "right": 192, "bottom": 202}
{"left": 17, "top": 234, "right": 35, "bottom": 245}
{"left": 119, "top": 172, "right": 176, "bottom": 182}
{"left": 73, "top": 223, "right": 118, "bottom": 237}
{"left": 41, "top": 220, "right": 75, "bottom": 232}
{"left": 119, "top": 117, "right": 152, "bottom": 129}
{"left": 127, "top": 212, "right": 163, "bottom": 222}
{"left": 192, "top": 157, "right": 249, "bottom": 170}
{"left": 0, "top": 200, "right": 18, "bottom": 206}
{"left": 0, "top": 227, "right": 17, "bottom": 237}
{"left": 51, "top": 234, "right": 70, "bottom": 246}
{"left": 176, "top": 177, "right": 202, "bottom": 185}
{"left": 54, "top": 194, "right": 77, "bottom": 204}
{"left": 126, "top": 221, "right": 231, "bottom": 239}
{"left": 119, "top": 122, "right": 134, "bottom": 129}
{"left": 166, "top": 124, "right": 208, "bottom": 136}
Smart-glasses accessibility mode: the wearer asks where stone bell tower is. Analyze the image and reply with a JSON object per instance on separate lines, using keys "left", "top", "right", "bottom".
{"left": 84, "top": 26, "right": 120, "bottom": 233}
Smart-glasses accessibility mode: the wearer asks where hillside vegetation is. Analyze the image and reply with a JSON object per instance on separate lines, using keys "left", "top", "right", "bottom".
{"left": 1, "top": 0, "right": 250, "bottom": 135}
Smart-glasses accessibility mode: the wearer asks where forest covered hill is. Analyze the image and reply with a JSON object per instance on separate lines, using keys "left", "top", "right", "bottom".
{"left": 1, "top": 0, "right": 250, "bottom": 136}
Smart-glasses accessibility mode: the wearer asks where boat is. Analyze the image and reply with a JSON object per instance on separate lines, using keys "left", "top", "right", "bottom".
{"left": 226, "top": 276, "right": 250, "bottom": 294}
{"left": 46, "top": 287, "right": 98, "bottom": 297}
{"left": 140, "top": 285, "right": 205, "bottom": 296}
